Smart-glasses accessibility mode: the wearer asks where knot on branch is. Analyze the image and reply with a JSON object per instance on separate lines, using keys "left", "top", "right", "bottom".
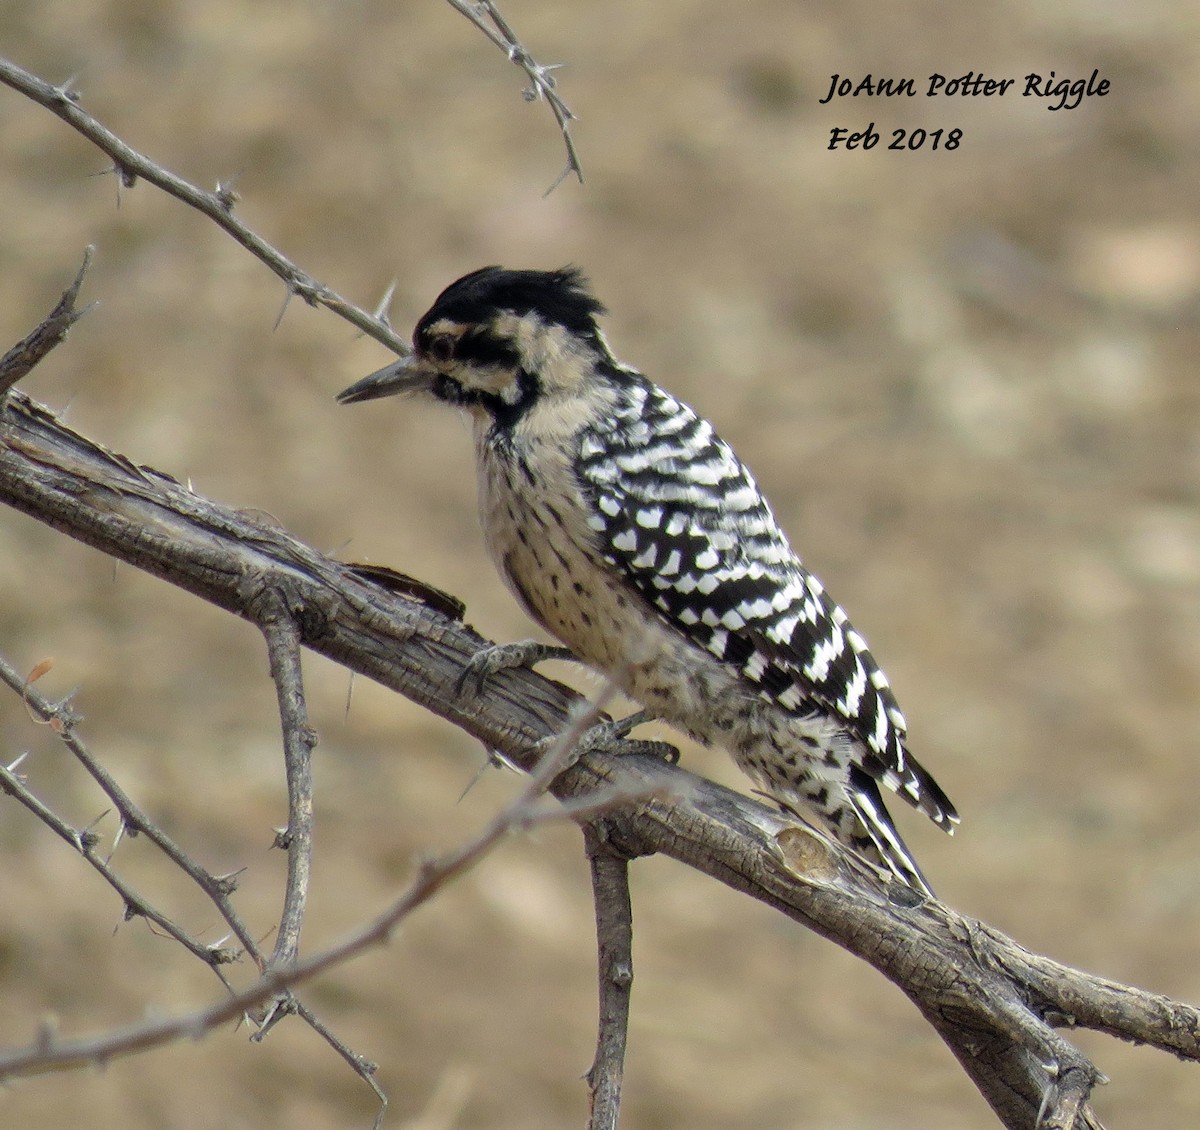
{"left": 210, "top": 870, "right": 242, "bottom": 897}
{"left": 122, "top": 897, "right": 147, "bottom": 922}
{"left": 240, "top": 571, "right": 335, "bottom": 643}
{"left": 773, "top": 824, "right": 844, "bottom": 887}
{"left": 206, "top": 945, "right": 240, "bottom": 968}
{"left": 584, "top": 815, "right": 655, "bottom": 864}
{"left": 75, "top": 826, "right": 102, "bottom": 853}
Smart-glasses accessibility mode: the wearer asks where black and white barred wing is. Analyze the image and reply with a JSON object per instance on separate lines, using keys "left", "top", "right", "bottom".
{"left": 575, "top": 380, "right": 956, "bottom": 831}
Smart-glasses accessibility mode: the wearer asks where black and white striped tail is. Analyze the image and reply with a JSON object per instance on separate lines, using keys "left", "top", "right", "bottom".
{"left": 847, "top": 767, "right": 938, "bottom": 898}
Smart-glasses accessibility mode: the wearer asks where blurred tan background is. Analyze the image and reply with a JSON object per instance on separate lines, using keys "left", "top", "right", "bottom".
{"left": 2, "top": 1, "right": 1200, "bottom": 1127}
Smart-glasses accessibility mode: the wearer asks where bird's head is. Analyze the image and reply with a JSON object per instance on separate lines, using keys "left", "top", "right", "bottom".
{"left": 337, "top": 266, "right": 620, "bottom": 432}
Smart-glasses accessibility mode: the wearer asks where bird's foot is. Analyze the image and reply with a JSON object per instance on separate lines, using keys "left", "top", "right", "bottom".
{"left": 561, "top": 708, "right": 679, "bottom": 768}
{"left": 455, "top": 639, "right": 577, "bottom": 698}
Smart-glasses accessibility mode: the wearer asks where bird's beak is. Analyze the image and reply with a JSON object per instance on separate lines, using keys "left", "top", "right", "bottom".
{"left": 336, "top": 354, "right": 433, "bottom": 405}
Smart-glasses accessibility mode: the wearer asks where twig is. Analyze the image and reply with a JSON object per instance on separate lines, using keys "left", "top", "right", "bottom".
{"left": 0, "top": 753, "right": 238, "bottom": 973}
{"left": 253, "top": 583, "right": 317, "bottom": 971}
{"left": 442, "top": 0, "right": 584, "bottom": 190}
{"left": 0, "top": 17, "right": 584, "bottom": 356}
{"left": 293, "top": 1000, "right": 388, "bottom": 1130}
{"left": 0, "top": 655, "right": 258, "bottom": 959}
{"left": 0, "top": 57, "right": 408, "bottom": 356}
{"left": 0, "top": 653, "right": 255, "bottom": 969}
{"left": 584, "top": 825, "right": 635, "bottom": 1130}
{"left": 244, "top": 581, "right": 323, "bottom": 1055}
{"left": 0, "top": 245, "right": 94, "bottom": 396}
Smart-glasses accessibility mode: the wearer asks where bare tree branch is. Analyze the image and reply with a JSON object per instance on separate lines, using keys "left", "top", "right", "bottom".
{"left": 0, "top": 244, "right": 94, "bottom": 396}
{"left": 442, "top": 0, "right": 584, "bottom": 190}
{"left": 0, "top": 11, "right": 583, "bottom": 356}
{"left": 0, "top": 726, "right": 236, "bottom": 973}
{"left": 253, "top": 583, "right": 317, "bottom": 972}
{"left": 3, "top": 328, "right": 1200, "bottom": 1126}
{"left": 4, "top": 664, "right": 397, "bottom": 1102}
{"left": 0, "top": 56, "right": 408, "bottom": 355}
{"left": 0, "top": 641, "right": 394, "bottom": 1115}
{"left": 0, "top": 653, "right": 248, "bottom": 972}
{"left": 584, "top": 824, "right": 636, "bottom": 1130}
{"left": 292, "top": 999, "right": 388, "bottom": 1130}
{"left": 245, "top": 583, "right": 319, "bottom": 1048}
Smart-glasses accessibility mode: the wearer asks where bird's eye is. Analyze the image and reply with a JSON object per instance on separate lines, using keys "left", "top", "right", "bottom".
{"left": 428, "top": 335, "right": 455, "bottom": 363}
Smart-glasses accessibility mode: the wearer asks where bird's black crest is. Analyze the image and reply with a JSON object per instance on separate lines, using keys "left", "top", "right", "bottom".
{"left": 416, "top": 266, "right": 606, "bottom": 342}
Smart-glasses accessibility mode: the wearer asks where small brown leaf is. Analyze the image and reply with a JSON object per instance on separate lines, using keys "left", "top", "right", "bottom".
{"left": 26, "top": 657, "right": 54, "bottom": 684}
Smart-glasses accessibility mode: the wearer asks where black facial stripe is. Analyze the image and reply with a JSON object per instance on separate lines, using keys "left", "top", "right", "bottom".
{"left": 453, "top": 329, "right": 521, "bottom": 368}
{"left": 430, "top": 368, "right": 540, "bottom": 434}
{"left": 431, "top": 378, "right": 500, "bottom": 417}
{"left": 489, "top": 368, "right": 540, "bottom": 432}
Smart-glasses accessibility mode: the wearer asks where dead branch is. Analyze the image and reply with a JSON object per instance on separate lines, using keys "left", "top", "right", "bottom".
{"left": 250, "top": 583, "right": 318, "bottom": 1040}
{"left": 442, "top": 0, "right": 584, "bottom": 190}
{"left": 0, "top": 245, "right": 94, "bottom": 396}
{"left": 584, "top": 824, "right": 635, "bottom": 1130}
{"left": 0, "top": 653, "right": 248, "bottom": 972}
{"left": 1, "top": 307, "right": 1198, "bottom": 1129}
{"left": 254, "top": 584, "right": 317, "bottom": 969}
{"left": 0, "top": 56, "right": 406, "bottom": 352}
{"left": 0, "top": 673, "right": 653, "bottom": 1081}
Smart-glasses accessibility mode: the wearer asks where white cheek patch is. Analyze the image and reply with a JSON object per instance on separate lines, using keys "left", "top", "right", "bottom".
{"left": 499, "top": 375, "right": 524, "bottom": 405}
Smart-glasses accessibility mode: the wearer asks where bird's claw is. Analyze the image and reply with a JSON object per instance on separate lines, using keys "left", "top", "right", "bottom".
{"left": 565, "top": 709, "right": 679, "bottom": 767}
{"left": 454, "top": 640, "right": 576, "bottom": 698}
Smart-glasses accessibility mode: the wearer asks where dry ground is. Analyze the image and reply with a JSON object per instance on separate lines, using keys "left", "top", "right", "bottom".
{"left": 2, "top": 1, "right": 1200, "bottom": 1127}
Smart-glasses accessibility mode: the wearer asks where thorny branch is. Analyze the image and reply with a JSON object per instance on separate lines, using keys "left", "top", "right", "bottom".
{"left": 443, "top": 0, "right": 585, "bottom": 191}
{"left": 0, "top": 245, "right": 94, "bottom": 396}
{"left": 0, "top": 653, "right": 251, "bottom": 974}
{"left": 0, "top": 1, "right": 580, "bottom": 350}
{"left": 0, "top": 673, "right": 663, "bottom": 1081}
{"left": 0, "top": 1, "right": 582, "bottom": 350}
{"left": 1, "top": 284, "right": 1199, "bottom": 1130}
{"left": 0, "top": 646, "right": 388, "bottom": 1118}
{"left": 0, "top": 56, "right": 410, "bottom": 355}
{"left": 0, "top": 725, "right": 235, "bottom": 973}
{"left": 250, "top": 583, "right": 375, "bottom": 1092}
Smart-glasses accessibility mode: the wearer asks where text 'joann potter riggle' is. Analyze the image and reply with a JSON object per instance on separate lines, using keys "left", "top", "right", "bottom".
{"left": 819, "top": 69, "right": 1110, "bottom": 113}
